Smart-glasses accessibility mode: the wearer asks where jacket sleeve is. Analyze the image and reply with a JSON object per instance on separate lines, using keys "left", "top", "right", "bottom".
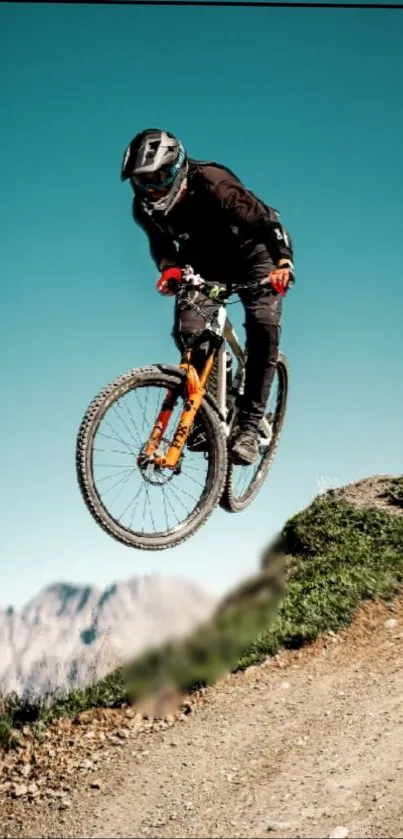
{"left": 206, "top": 175, "right": 294, "bottom": 264}
{"left": 132, "top": 200, "right": 178, "bottom": 270}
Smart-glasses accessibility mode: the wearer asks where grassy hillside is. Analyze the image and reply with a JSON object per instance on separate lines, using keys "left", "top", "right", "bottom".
{"left": 1, "top": 474, "right": 402, "bottom": 747}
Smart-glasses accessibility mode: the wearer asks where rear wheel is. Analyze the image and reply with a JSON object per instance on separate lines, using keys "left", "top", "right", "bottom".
{"left": 220, "top": 354, "right": 289, "bottom": 513}
{"left": 76, "top": 365, "right": 228, "bottom": 549}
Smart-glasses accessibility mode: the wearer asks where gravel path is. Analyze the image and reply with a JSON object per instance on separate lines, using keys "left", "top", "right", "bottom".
{"left": 2, "top": 597, "right": 402, "bottom": 839}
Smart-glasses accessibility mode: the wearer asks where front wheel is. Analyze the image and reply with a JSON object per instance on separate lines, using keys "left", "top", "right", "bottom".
{"left": 220, "top": 353, "right": 289, "bottom": 513}
{"left": 76, "top": 365, "right": 228, "bottom": 550}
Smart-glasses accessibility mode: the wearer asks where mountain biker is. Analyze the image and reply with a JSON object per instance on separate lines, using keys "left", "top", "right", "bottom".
{"left": 121, "top": 128, "right": 295, "bottom": 465}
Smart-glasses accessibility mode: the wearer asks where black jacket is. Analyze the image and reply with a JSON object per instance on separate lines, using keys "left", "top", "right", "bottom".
{"left": 132, "top": 159, "right": 293, "bottom": 284}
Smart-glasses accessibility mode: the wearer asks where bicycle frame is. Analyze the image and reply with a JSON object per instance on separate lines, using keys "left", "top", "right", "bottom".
{"left": 213, "top": 319, "right": 273, "bottom": 443}
{"left": 142, "top": 278, "right": 272, "bottom": 471}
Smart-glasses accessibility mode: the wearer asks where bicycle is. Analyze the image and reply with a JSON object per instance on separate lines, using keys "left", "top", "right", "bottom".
{"left": 76, "top": 266, "right": 289, "bottom": 550}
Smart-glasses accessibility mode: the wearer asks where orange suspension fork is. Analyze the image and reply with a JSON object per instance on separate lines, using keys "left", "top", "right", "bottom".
{"left": 143, "top": 387, "right": 178, "bottom": 459}
{"left": 155, "top": 353, "right": 215, "bottom": 469}
{"left": 143, "top": 351, "right": 216, "bottom": 470}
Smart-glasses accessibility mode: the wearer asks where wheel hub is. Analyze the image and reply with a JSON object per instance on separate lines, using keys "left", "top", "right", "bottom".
{"left": 137, "top": 437, "right": 182, "bottom": 485}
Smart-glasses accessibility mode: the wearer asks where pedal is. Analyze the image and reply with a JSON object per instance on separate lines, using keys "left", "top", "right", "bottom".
{"left": 259, "top": 435, "right": 272, "bottom": 450}
{"left": 259, "top": 422, "right": 273, "bottom": 449}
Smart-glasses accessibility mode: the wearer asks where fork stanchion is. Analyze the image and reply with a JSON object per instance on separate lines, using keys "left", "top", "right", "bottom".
{"left": 154, "top": 353, "right": 216, "bottom": 469}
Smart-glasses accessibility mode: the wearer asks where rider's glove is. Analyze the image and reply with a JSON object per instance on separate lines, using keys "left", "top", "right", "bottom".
{"left": 156, "top": 266, "right": 183, "bottom": 296}
{"left": 269, "top": 259, "right": 295, "bottom": 297}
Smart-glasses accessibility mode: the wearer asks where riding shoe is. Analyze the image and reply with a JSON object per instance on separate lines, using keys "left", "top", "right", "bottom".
{"left": 231, "top": 427, "right": 260, "bottom": 465}
{"left": 188, "top": 422, "right": 261, "bottom": 463}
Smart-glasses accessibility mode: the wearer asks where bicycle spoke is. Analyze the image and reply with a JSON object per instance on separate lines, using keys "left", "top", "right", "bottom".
{"left": 169, "top": 481, "right": 198, "bottom": 505}
{"left": 141, "top": 488, "right": 148, "bottom": 533}
{"left": 121, "top": 395, "right": 144, "bottom": 444}
{"left": 97, "top": 429, "right": 133, "bottom": 453}
{"left": 91, "top": 381, "right": 210, "bottom": 538}
{"left": 180, "top": 469, "right": 205, "bottom": 488}
{"left": 144, "top": 483, "right": 156, "bottom": 532}
{"left": 165, "top": 482, "right": 194, "bottom": 514}
{"left": 117, "top": 484, "right": 142, "bottom": 525}
{"left": 105, "top": 469, "right": 134, "bottom": 508}
{"left": 112, "top": 403, "right": 142, "bottom": 448}
{"left": 134, "top": 387, "right": 155, "bottom": 437}
{"left": 141, "top": 387, "right": 149, "bottom": 434}
{"left": 181, "top": 462, "right": 205, "bottom": 473}
{"left": 96, "top": 463, "right": 135, "bottom": 470}
{"left": 128, "top": 485, "right": 144, "bottom": 530}
{"left": 230, "top": 366, "right": 281, "bottom": 503}
{"left": 96, "top": 466, "right": 136, "bottom": 484}
{"left": 162, "top": 487, "right": 170, "bottom": 531}
{"left": 93, "top": 447, "right": 134, "bottom": 457}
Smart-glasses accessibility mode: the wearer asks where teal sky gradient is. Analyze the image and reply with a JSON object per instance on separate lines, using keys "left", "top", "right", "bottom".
{"left": 1, "top": 2, "right": 402, "bottom": 608}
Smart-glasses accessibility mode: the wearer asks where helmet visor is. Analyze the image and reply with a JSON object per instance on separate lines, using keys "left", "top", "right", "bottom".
{"left": 131, "top": 162, "right": 177, "bottom": 198}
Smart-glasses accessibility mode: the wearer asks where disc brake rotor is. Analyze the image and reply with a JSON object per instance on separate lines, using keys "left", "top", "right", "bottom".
{"left": 137, "top": 437, "right": 182, "bottom": 486}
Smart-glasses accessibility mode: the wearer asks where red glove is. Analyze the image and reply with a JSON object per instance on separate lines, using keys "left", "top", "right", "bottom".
{"left": 269, "top": 259, "right": 295, "bottom": 297}
{"left": 156, "top": 266, "right": 183, "bottom": 296}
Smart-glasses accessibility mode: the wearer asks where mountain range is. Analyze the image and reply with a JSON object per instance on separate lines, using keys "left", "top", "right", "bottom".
{"left": 0, "top": 574, "right": 216, "bottom": 697}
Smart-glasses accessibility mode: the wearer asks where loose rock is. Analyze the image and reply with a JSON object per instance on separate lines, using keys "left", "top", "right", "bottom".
{"left": 329, "top": 827, "right": 349, "bottom": 839}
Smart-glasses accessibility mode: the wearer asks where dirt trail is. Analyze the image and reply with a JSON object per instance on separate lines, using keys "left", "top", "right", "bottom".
{"left": 2, "top": 596, "right": 403, "bottom": 839}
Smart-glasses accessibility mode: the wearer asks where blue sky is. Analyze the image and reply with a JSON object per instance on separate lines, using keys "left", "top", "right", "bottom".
{"left": 1, "top": 1, "right": 402, "bottom": 609}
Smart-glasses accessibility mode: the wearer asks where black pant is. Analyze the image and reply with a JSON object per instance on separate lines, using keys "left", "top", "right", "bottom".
{"left": 172, "top": 259, "right": 282, "bottom": 429}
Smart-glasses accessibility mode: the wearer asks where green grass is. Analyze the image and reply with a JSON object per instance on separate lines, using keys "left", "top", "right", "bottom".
{"left": 1, "top": 478, "right": 402, "bottom": 746}
{"left": 0, "top": 717, "right": 15, "bottom": 750}
{"left": 237, "top": 494, "right": 403, "bottom": 668}
{"left": 0, "top": 670, "right": 130, "bottom": 744}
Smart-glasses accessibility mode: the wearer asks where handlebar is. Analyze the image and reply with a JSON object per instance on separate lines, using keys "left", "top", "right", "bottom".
{"left": 178, "top": 266, "right": 272, "bottom": 303}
